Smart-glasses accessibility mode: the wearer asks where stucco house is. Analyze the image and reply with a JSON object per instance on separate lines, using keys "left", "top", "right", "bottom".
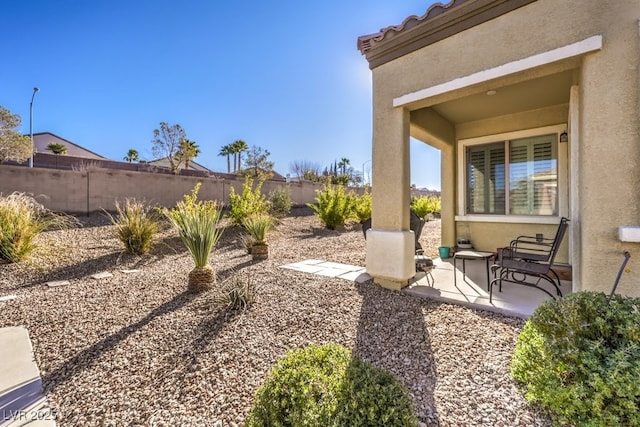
{"left": 358, "top": 0, "right": 639, "bottom": 297}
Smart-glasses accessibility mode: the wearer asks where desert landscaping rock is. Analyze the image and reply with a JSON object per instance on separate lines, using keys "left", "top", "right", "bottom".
{"left": 0, "top": 294, "right": 17, "bottom": 302}
{"left": 91, "top": 272, "right": 114, "bottom": 279}
{"left": 121, "top": 269, "right": 141, "bottom": 274}
{"left": 0, "top": 209, "right": 551, "bottom": 426}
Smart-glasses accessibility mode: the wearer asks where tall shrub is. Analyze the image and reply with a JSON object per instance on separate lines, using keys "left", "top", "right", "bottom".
{"left": 410, "top": 195, "right": 441, "bottom": 218}
{"left": 268, "top": 186, "right": 292, "bottom": 218}
{"left": 0, "top": 192, "right": 77, "bottom": 262}
{"left": 227, "top": 176, "right": 270, "bottom": 226}
{"left": 512, "top": 291, "right": 640, "bottom": 426}
{"left": 307, "top": 184, "right": 355, "bottom": 230}
{"left": 353, "top": 189, "right": 372, "bottom": 223}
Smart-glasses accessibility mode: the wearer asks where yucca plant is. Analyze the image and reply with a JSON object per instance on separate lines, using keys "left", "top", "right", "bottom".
{"left": 104, "top": 199, "right": 161, "bottom": 255}
{"left": 162, "top": 184, "right": 223, "bottom": 292}
{"left": 242, "top": 213, "right": 275, "bottom": 260}
{"left": 0, "top": 192, "right": 77, "bottom": 263}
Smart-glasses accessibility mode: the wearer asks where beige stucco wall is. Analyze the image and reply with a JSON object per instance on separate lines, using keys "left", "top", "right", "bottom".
{"left": 368, "top": 0, "right": 640, "bottom": 295}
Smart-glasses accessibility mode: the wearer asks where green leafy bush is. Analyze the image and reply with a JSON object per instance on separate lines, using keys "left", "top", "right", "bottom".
{"left": 410, "top": 195, "right": 441, "bottom": 218}
{"left": 307, "top": 184, "right": 355, "bottom": 230}
{"left": 246, "top": 343, "right": 418, "bottom": 427}
{"left": 162, "top": 183, "right": 223, "bottom": 268}
{"left": 227, "top": 176, "right": 270, "bottom": 226}
{"left": 0, "top": 192, "right": 77, "bottom": 262}
{"left": 353, "top": 189, "right": 372, "bottom": 223}
{"left": 268, "top": 186, "right": 292, "bottom": 218}
{"left": 511, "top": 291, "right": 640, "bottom": 426}
{"left": 104, "top": 199, "right": 161, "bottom": 255}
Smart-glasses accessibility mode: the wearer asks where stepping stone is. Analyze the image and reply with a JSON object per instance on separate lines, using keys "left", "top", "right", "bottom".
{"left": 91, "top": 272, "right": 113, "bottom": 279}
{"left": 121, "top": 269, "right": 140, "bottom": 274}
{"left": 46, "top": 280, "right": 70, "bottom": 288}
{"left": 0, "top": 295, "right": 17, "bottom": 302}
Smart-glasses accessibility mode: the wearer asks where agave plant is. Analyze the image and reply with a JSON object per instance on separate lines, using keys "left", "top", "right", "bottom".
{"left": 162, "top": 184, "right": 223, "bottom": 292}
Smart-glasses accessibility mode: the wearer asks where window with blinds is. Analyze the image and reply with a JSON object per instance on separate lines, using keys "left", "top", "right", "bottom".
{"left": 467, "top": 143, "right": 505, "bottom": 214}
{"left": 466, "top": 133, "right": 557, "bottom": 216}
{"left": 509, "top": 135, "right": 557, "bottom": 215}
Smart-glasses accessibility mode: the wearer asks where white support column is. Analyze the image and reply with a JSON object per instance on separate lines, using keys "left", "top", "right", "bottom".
{"left": 366, "top": 106, "right": 414, "bottom": 290}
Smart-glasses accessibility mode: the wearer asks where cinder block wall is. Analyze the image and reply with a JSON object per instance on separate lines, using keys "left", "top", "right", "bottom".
{"left": 0, "top": 166, "right": 393, "bottom": 215}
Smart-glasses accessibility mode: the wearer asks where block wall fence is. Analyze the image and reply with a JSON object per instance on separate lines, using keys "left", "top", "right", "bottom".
{"left": 0, "top": 165, "right": 431, "bottom": 215}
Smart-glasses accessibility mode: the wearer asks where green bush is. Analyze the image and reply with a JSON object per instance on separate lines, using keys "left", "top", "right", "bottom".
{"left": 353, "top": 189, "right": 372, "bottom": 223}
{"left": 269, "top": 186, "right": 292, "bottom": 218}
{"left": 511, "top": 291, "right": 640, "bottom": 426}
{"left": 246, "top": 343, "right": 418, "bottom": 427}
{"left": 0, "top": 192, "right": 77, "bottom": 262}
{"left": 104, "top": 199, "right": 161, "bottom": 255}
{"left": 307, "top": 184, "right": 355, "bottom": 230}
{"left": 410, "top": 195, "right": 441, "bottom": 218}
{"left": 227, "top": 176, "right": 270, "bottom": 226}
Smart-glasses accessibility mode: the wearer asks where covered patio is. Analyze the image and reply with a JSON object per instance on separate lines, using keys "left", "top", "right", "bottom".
{"left": 358, "top": 0, "right": 640, "bottom": 299}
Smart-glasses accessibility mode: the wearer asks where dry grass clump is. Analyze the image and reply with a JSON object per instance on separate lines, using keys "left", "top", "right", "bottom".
{"left": 104, "top": 199, "right": 162, "bottom": 255}
{"left": 0, "top": 192, "right": 77, "bottom": 262}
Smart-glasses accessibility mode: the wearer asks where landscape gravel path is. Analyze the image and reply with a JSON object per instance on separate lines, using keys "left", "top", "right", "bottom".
{"left": 0, "top": 208, "right": 551, "bottom": 426}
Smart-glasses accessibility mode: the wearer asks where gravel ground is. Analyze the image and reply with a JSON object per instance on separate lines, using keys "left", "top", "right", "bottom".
{"left": 0, "top": 208, "right": 551, "bottom": 426}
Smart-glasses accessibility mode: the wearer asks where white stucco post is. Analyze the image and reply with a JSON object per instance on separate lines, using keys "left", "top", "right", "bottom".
{"left": 365, "top": 106, "right": 415, "bottom": 290}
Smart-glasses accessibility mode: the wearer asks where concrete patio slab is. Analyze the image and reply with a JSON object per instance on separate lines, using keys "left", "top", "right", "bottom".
{"left": 0, "top": 327, "right": 56, "bottom": 427}
{"left": 280, "top": 263, "right": 328, "bottom": 274}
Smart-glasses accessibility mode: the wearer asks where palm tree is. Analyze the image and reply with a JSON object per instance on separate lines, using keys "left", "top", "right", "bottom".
{"left": 123, "top": 149, "right": 139, "bottom": 163}
{"left": 218, "top": 144, "right": 232, "bottom": 173}
{"left": 338, "top": 157, "right": 350, "bottom": 176}
{"left": 232, "top": 140, "right": 248, "bottom": 172}
{"left": 178, "top": 139, "right": 200, "bottom": 170}
{"left": 47, "top": 143, "right": 67, "bottom": 169}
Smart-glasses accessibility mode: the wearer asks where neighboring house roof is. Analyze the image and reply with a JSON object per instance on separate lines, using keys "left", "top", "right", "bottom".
{"left": 147, "top": 157, "right": 213, "bottom": 173}
{"left": 357, "top": 0, "right": 536, "bottom": 68}
{"left": 32, "top": 132, "right": 107, "bottom": 159}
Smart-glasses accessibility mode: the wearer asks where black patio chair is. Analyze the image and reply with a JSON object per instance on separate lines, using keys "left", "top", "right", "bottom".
{"left": 489, "top": 217, "right": 570, "bottom": 302}
{"left": 362, "top": 210, "right": 433, "bottom": 282}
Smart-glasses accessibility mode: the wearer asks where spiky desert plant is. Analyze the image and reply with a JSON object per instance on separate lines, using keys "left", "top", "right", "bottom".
{"left": 242, "top": 213, "right": 275, "bottom": 245}
{"left": 0, "top": 192, "right": 77, "bottom": 262}
{"left": 104, "top": 199, "right": 161, "bottom": 255}
{"left": 242, "top": 213, "right": 275, "bottom": 260}
{"left": 162, "top": 184, "right": 223, "bottom": 292}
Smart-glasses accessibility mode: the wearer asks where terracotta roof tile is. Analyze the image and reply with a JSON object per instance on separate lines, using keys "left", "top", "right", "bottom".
{"left": 357, "top": 0, "right": 468, "bottom": 53}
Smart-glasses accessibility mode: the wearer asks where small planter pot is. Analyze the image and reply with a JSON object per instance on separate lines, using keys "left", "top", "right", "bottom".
{"left": 252, "top": 243, "right": 269, "bottom": 261}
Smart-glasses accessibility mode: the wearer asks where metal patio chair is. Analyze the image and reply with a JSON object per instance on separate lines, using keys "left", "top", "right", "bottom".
{"left": 489, "top": 217, "right": 570, "bottom": 302}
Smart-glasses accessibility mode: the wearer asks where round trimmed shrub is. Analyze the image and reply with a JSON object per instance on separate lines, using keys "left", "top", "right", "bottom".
{"left": 511, "top": 291, "right": 640, "bottom": 426}
{"left": 246, "top": 343, "right": 418, "bottom": 427}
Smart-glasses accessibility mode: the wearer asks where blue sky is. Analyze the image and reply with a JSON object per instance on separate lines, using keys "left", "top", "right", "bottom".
{"left": 2, "top": 0, "right": 441, "bottom": 190}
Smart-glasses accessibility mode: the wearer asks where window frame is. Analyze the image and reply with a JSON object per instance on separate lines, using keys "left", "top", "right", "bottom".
{"left": 456, "top": 124, "right": 568, "bottom": 224}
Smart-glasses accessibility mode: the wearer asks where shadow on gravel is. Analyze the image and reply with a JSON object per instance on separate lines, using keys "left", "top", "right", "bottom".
{"left": 42, "top": 290, "right": 197, "bottom": 393}
{"left": 354, "top": 281, "right": 440, "bottom": 426}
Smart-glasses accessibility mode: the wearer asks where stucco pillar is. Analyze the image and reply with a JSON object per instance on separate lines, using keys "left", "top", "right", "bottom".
{"left": 440, "top": 144, "right": 456, "bottom": 248}
{"left": 366, "top": 107, "right": 415, "bottom": 290}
